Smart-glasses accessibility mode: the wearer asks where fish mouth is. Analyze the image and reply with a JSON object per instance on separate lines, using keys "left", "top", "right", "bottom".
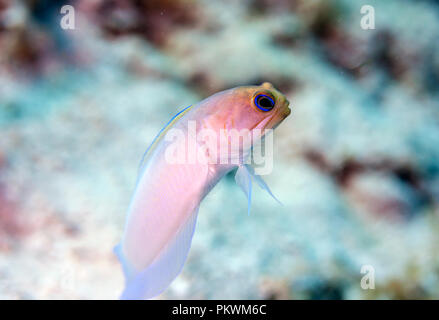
{"left": 260, "top": 108, "right": 290, "bottom": 131}
{"left": 283, "top": 99, "right": 291, "bottom": 118}
{"left": 277, "top": 99, "right": 291, "bottom": 122}
{"left": 282, "top": 100, "right": 291, "bottom": 119}
{"left": 268, "top": 99, "right": 291, "bottom": 129}
{"left": 252, "top": 98, "right": 291, "bottom": 132}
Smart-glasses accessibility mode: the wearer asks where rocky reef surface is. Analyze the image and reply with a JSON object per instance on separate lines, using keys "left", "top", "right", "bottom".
{"left": 0, "top": 0, "right": 438, "bottom": 299}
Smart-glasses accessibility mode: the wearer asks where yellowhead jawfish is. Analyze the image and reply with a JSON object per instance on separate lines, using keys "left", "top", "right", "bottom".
{"left": 115, "top": 82, "right": 291, "bottom": 299}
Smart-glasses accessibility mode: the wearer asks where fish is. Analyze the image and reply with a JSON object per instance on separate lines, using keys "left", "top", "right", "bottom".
{"left": 114, "top": 82, "right": 291, "bottom": 299}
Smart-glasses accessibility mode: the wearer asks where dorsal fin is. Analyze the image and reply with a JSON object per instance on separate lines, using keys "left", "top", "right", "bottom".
{"left": 137, "top": 105, "right": 193, "bottom": 182}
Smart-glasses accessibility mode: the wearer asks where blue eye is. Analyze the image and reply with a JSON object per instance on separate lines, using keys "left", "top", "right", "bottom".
{"left": 254, "top": 94, "right": 275, "bottom": 111}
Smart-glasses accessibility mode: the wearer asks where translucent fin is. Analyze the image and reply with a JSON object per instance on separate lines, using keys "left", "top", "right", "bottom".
{"left": 235, "top": 165, "right": 282, "bottom": 215}
{"left": 117, "top": 207, "right": 200, "bottom": 300}
{"left": 245, "top": 165, "right": 283, "bottom": 206}
{"left": 235, "top": 165, "right": 253, "bottom": 216}
{"left": 113, "top": 243, "right": 137, "bottom": 285}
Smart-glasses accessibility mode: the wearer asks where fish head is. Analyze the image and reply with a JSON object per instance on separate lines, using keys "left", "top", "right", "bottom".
{"left": 200, "top": 82, "right": 291, "bottom": 164}
{"left": 220, "top": 82, "right": 291, "bottom": 132}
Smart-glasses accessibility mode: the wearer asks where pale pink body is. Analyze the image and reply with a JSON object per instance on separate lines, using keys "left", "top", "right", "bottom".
{"left": 115, "top": 83, "right": 291, "bottom": 299}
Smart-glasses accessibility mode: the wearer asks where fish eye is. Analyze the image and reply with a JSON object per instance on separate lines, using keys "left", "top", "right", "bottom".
{"left": 254, "top": 94, "right": 275, "bottom": 112}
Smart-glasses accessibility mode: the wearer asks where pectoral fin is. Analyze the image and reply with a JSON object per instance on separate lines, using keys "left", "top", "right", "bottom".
{"left": 245, "top": 165, "right": 283, "bottom": 206}
{"left": 235, "top": 164, "right": 282, "bottom": 215}
{"left": 235, "top": 165, "right": 253, "bottom": 216}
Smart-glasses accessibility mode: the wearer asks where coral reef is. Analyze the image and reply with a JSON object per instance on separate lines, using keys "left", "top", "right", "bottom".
{"left": 0, "top": 0, "right": 438, "bottom": 299}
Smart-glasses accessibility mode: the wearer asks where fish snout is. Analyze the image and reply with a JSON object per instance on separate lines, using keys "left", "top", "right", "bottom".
{"left": 282, "top": 98, "right": 291, "bottom": 118}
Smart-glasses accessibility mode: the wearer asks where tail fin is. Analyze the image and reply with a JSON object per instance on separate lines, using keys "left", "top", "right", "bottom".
{"left": 114, "top": 207, "right": 200, "bottom": 300}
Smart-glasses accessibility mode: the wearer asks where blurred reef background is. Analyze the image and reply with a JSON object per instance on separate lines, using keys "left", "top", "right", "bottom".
{"left": 1, "top": 0, "right": 439, "bottom": 299}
